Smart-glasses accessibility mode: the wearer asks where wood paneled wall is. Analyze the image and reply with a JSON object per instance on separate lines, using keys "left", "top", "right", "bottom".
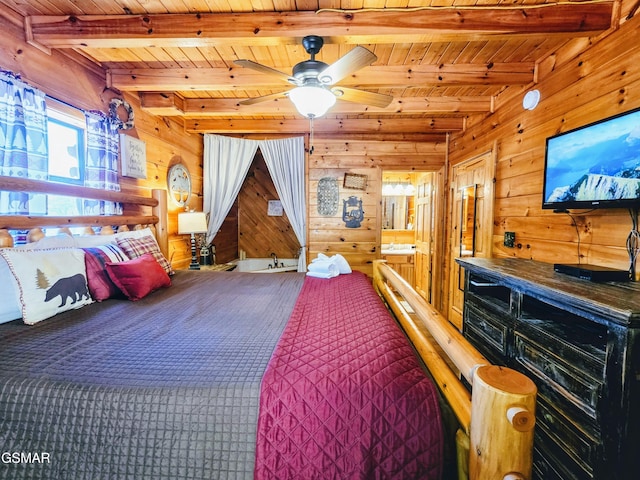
{"left": 0, "top": 15, "right": 203, "bottom": 271}
{"left": 449, "top": 13, "right": 640, "bottom": 273}
{"left": 214, "top": 199, "right": 238, "bottom": 264}
{"left": 308, "top": 136, "right": 447, "bottom": 277}
{"left": 238, "top": 150, "right": 300, "bottom": 260}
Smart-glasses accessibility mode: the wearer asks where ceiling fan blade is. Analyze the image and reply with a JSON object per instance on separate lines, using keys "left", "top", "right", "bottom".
{"left": 234, "top": 59, "right": 295, "bottom": 84}
{"left": 239, "top": 91, "right": 290, "bottom": 105}
{"left": 318, "top": 46, "right": 377, "bottom": 85}
{"left": 332, "top": 87, "right": 393, "bottom": 109}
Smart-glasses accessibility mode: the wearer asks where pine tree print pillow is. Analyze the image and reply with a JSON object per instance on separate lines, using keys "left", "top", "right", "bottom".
{"left": 0, "top": 248, "right": 93, "bottom": 324}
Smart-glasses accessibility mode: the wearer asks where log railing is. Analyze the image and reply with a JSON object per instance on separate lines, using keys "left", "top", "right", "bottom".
{"left": 373, "top": 260, "right": 536, "bottom": 480}
{"left": 0, "top": 176, "right": 168, "bottom": 257}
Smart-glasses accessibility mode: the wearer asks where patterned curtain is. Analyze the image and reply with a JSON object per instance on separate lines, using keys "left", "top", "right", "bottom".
{"left": 0, "top": 71, "right": 48, "bottom": 215}
{"left": 84, "top": 110, "right": 122, "bottom": 215}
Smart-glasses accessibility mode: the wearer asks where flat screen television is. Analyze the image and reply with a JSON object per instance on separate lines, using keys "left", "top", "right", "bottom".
{"left": 542, "top": 106, "right": 640, "bottom": 210}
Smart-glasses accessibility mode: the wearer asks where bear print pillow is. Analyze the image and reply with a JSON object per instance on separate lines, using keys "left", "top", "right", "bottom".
{"left": 0, "top": 248, "right": 93, "bottom": 325}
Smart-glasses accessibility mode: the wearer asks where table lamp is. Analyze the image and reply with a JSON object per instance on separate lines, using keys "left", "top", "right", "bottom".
{"left": 178, "top": 211, "right": 208, "bottom": 270}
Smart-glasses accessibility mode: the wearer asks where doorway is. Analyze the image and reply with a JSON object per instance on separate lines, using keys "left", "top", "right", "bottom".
{"left": 381, "top": 170, "right": 444, "bottom": 306}
{"left": 214, "top": 150, "right": 300, "bottom": 263}
{"left": 381, "top": 172, "right": 417, "bottom": 286}
{"left": 447, "top": 151, "right": 495, "bottom": 330}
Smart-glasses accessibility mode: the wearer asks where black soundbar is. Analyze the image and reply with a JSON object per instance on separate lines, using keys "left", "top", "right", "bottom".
{"left": 554, "top": 263, "right": 630, "bottom": 282}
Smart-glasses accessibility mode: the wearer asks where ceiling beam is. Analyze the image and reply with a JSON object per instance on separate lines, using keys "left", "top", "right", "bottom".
{"left": 110, "top": 63, "right": 534, "bottom": 91}
{"left": 139, "top": 92, "right": 493, "bottom": 116}
{"left": 25, "top": 5, "right": 614, "bottom": 49}
{"left": 184, "top": 117, "right": 464, "bottom": 134}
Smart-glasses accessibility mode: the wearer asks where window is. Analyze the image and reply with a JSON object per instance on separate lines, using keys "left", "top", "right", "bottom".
{"left": 47, "top": 118, "right": 84, "bottom": 183}
{"left": 45, "top": 99, "right": 86, "bottom": 218}
{"left": 0, "top": 73, "right": 121, "bottom": 244}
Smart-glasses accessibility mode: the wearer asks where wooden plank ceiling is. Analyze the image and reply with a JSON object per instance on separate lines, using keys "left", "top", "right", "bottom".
{"left": 0, "top": 0, "right": 616, "bottom": 137}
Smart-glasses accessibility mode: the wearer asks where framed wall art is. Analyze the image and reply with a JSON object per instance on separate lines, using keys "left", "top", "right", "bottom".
{"left": 120, "top": 134, "right": 147, "bottom": 179}
{"left": 268, "top": 200, "right": 283, "bottom": 216}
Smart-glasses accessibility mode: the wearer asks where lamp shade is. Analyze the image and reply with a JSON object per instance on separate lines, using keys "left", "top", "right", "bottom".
{"left": 178, "top": 211, "right": 208, "bottom": 234}
{"left": 289, "top": 85, "right": 336, "bottom": 118}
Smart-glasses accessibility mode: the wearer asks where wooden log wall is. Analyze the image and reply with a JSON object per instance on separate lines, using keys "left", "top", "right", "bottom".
{"left": 449, "top": 12, "right": 640, "bottom": 273}
{"left": 0, "top": 15, "right": 203, "bottom": 271}
{"left": 308, "top": 136, "right": 447, "bottom": 277}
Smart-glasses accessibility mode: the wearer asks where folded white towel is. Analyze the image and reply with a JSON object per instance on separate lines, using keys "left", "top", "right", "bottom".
{"left": 332, "top": 254, "right": 352, "bottom": 274}
{"left": 311, "top": 253, "right": 330, "bottom": 263}
{"left": 306, "top": 270, "right": 339, "bottom": 279}
{"left": 307, "top": 260, "right": 339, "bottom": 276}
{"left": 307, "top": 253, "right": 351, "bottom": 277}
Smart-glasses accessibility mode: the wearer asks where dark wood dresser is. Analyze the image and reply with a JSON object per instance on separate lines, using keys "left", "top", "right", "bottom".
{"left": 457, "top": 257, "right": 640, "bottom": 480}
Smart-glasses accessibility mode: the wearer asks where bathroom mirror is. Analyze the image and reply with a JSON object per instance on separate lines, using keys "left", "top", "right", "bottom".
{"left": 382, "top": 195, "right": 414, "bottom": 230}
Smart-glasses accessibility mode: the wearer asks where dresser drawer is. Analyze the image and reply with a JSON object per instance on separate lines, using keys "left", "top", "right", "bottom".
{"left": 464, "top": 303, "right": 510, "bottom": 359}
{"left": 533, "top": 434, "right": 594, "bottom": 480}
{"left": 519, "top": 295, "right": 607, "bottom": 376}
{"left": 514, "top": 333, "right": 603, "bottom": 422}
{"left": 535, "top": 394, "right": 601, "bottom": 475}
{"left": 533, "top": 446, "right": 583, "bottom": 480}
{"left": 516, "top": 318, "right": 605, "bottom": 379}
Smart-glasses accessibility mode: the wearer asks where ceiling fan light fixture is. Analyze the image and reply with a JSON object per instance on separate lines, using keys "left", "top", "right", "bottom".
{"left": 289, "top": 85, "right": 336, "bottom": 118}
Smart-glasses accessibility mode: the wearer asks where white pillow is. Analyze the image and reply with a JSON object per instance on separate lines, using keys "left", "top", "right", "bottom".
{"left": 114, "top": 227, "right": 157, "bottom": 241}
{"left": 0, "top": 248, "right": 94, "bottom": 325}
{"left": 72, "top": 234, "right": 118, "bottom": 248}
{"left": 72, "top": 226, "right": 157, "bottom": 248}
{"left": 16, "top": 234, "right": 76, "bottom": 250}
{"left": 0, "top": 257, "right": 22, "bottom": 324}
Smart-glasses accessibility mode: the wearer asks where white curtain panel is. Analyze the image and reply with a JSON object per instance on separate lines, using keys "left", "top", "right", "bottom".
{"left": 259, "top": 137, "right": 307, "bottom": 272}
{"left": 203, "top": 134, "right": 258, "bottom": 244}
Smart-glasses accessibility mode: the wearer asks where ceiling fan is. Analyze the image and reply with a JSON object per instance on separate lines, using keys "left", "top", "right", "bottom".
{"left": 234, "top": 35, "right": 393, "bottom": 118}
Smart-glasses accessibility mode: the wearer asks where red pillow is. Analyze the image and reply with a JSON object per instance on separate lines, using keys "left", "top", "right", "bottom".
{"left": 105, "top": 253, "right": 171, "bottom": 301}
{"left": 83, "top": 245, "right": 129, "bottom": 301}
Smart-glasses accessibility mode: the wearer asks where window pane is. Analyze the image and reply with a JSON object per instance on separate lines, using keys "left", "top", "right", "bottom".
{"left": 47, "top": 118, "right": 83, "bottom": 182}
{"left": 46, "top": 194, "right": 82, "bottom": 216}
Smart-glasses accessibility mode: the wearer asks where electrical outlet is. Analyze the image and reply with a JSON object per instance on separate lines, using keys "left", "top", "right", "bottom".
{"left": 504, "top": 231, "right": 516, "bottom": 248}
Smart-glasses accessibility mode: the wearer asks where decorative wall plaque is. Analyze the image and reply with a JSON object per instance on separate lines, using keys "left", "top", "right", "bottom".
{"left": 343, "top": 196, "right": 364, "bottom": 228}
{"left": 317, "top": 177, "right": 339, "bottom": 216}
{"left": 167, "top": 163, "right": 191, "bottom": 207}
{"left": 120, "top": 134, "right": 147, "bottom": 179}
{"left": 267, "top": 200, "right": 283, "bottom": 216}
{"left": 343, "top": 173, "right": 368, "bottom": 190}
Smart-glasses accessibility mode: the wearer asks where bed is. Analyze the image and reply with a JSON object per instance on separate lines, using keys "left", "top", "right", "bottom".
{"left": 0, "top": 265, "right": 443, "bottom": 479}
{"left": 0, "top": 177, "right": 536, "bottom": 480}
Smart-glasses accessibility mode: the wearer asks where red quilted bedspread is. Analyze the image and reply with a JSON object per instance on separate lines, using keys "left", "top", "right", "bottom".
{"left": 255, "top": 272, "right": 443, "bottom": 479}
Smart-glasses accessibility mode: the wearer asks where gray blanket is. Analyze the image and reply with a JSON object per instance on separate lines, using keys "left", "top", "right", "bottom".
{"left": 0, "top": 270, "right": 305, "bottom": 480}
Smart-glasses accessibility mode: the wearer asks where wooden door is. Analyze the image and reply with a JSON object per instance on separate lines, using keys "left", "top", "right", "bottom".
{"left": 447, "top": 151, "right": 495, "bottom": 330}
{"left": 415, "top": 172, "right": 433, "bottom": 302}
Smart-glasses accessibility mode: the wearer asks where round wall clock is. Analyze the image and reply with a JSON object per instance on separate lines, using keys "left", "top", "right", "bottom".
{"left": 167, "top": 163, "right": 192, "bottom": 207}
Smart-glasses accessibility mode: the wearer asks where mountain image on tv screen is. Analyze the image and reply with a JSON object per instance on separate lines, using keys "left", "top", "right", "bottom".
{"left": 544, "top": 109, "right": 640, "bottom": 206}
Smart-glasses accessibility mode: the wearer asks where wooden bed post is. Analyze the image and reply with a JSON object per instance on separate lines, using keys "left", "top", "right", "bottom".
{"left": 372, "top": 260, "right": 537, "bottom": 480}
{"left": 469, "top": 365, "right": 536, "bottom": 479}
{"left": 0, "top": 229, "right": 13, "bottom": 247}
{"left": 152, "top": 189, "right": 169, "bottom": 259}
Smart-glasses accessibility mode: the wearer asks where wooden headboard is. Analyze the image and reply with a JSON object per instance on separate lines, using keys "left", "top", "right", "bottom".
{"left": 0, "top": 176, "right": 168, "bottom": 256}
